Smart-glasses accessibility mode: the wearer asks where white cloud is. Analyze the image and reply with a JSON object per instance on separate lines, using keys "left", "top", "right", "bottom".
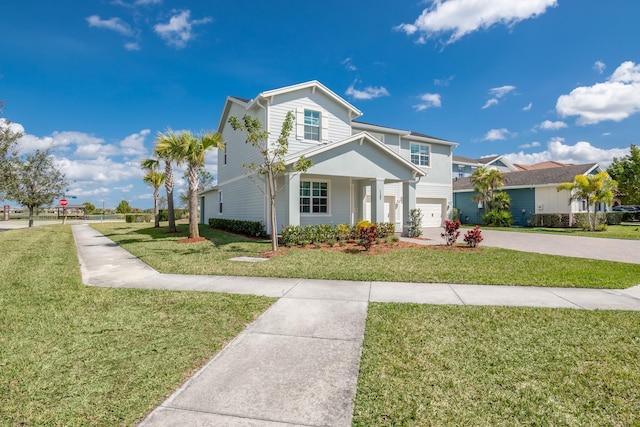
{"left": 593, "top": 60, "right": 606, "bottom": 74}
{"left": 538, "top": 120, "right": 568, "bottom": 130}
{"left": 482, "top": 85, "right": 515, "bottom": 109}
{"left": 556, "top": 61, "right": 640, "bottom": 124}
{"left": 341, "top": 57, "right": 357, "bottom": 71}
{"left": 124, "top": 42, "right": 140, "bottom": 51}
{"left": 522, "top": 102, "right": 533, "bottom": 111}
{"left": 503, "top": 137, "right": 629, "bottom": 168}
{"left": 345, "top": 83, "right": 390, "bottom": 100}
{"left": 135, "top": 0, "right": 161, "bottom": 5}
{"left": 153, "top": 10, "right": 212, "bottom": 49}
{"left": 413, "top": 93, "right": 442, "bottom": 111}
{"left": 55, "top": 156, "right": 143, "bottom": 183}
{"left": 483, "top": 128, "right": 514, "bottom": 141}
{"left": 518, "top": 141, "right": 541, "bottom": 149}
{"left": 434, "top": 75, "right": 455, "bottom": 86}
{"left": 74, "top": 143, "right": 119, "bottom": 158}
{"left": 119, "top": 129, "right": 150, "bottom": 157}
{"left": 15, "top": 129, "right": 104, "bottom": 155}
{"left": 86, "top": 15, "right": 133, "bottom": 36}
{"left": 395, "top": 0, "right": 557, "bottom": 44}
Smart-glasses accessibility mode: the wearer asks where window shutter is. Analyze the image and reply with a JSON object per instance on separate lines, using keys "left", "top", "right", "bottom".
{"left": 321, "top": 111, "right": 329, "bottom": 142}
{"left": 296, "top": 108, "right": 304, "bottom": 140}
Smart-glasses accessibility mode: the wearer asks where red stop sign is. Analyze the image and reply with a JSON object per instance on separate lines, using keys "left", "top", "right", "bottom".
{"left": 60, "top": 199, "right": 68, "bottom": 206}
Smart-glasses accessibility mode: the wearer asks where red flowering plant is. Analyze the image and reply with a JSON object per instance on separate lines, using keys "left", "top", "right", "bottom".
{"left": 463, "top": 225, "right": 483, "bottom": 247}
{"left": 441, "top": 220, "right": 461, "bottom": 246}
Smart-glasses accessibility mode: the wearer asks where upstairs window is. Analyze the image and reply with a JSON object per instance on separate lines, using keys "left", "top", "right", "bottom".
{"left": 300, "top": 181, "right": 328, "bottom": 213}
{"left": 410, "top": 142, "right": 430, "bottom": 167}
{"left": 304, "top": 110, "right": 320, "bottom": 141}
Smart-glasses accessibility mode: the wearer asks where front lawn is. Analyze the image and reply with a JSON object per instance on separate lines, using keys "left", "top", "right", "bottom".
{"left": 92, "top": 222, "right": 640, "bottom": 289}
{"left": 475, "top": 223, "right": 640, "bottom": 240}
{"left": 353, "top": 304, "right": 640, "bottom": 426}
{"left": 0, "top": 225, "right": 274, "bottom": 426}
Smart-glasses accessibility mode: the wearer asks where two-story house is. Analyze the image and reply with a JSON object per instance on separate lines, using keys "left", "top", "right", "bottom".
{"left": 452, "top": 155, "right": 517, "bottom": 178}
{"left": 200, "top": 81, "right": 457, "bottom": 235}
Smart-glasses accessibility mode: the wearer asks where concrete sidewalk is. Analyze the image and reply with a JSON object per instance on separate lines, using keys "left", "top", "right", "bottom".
{"left": 70, "top": 224, "right": 640, "bottom": 426}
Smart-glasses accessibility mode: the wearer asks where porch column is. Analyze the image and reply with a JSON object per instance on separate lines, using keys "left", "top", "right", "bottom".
{"left": 402, "top": 180, "right": 417, "bottom": 236}
{"left": 285, "top": 173, "right": 301, "bottom": 227}
{"left": 370, "top": 178, "right": 385, "bottom": 223}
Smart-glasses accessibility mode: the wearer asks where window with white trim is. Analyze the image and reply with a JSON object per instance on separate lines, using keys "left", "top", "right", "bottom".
{"left": 304, "top": 110, "right": 320, "bottom": 141}
{"left": 410, "top": 142, "right": 430, "bottom": 167}
{"left": 300, "top": 181, "right": 328, "bottom": 213}
{"left": 218, "top": 191, "right": 223, "bottom": 214}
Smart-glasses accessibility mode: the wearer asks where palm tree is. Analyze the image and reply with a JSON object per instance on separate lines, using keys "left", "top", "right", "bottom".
{"left": 557, "top": 171, "right": 617, "bottom": 230}
{"left": 140, "top": 158, "right": 165, "bottom": 228}
{"left": 154, "top": 130, "right": 180, "bottom": 233}
{"left": 471, "top": 167, "right": 505, "bottom": 210}
{"left": 155, "top": 129, "right": 224, "bottom": 239}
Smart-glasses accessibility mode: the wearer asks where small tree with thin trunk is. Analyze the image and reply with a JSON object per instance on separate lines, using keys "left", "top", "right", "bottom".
{"left": 141, "top": 158, "right": 165, "bottom": 228}
{"left": 228, "top": 111, "right": 312, "bottom": 252}
{"left": 5, "top": 148, "right": 67, "bottom": 227}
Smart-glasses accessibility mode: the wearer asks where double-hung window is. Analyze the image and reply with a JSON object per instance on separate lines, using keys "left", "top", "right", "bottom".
{"left": 410, "top": 142, "right": 430, "bottom": 167}
{"left": 304, "top": 110, "right": 320, "bottom": 141}
{"left": 300, "top": 181, "right": 328, "bottom": 213}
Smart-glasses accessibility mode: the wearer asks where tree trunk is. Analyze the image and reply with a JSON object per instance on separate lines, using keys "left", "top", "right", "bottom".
{"left": 28, "top": 206, "right": 34, "bottom": 228}
{"left": 164, "top": 160, "right": 176, "bottom": 233}
{"left": 267, "top": 170, "right": 278, "bottom": 252}
{"left": 188, "top": 163, "right": 199, "bottom": 239}
{"left": 153, "top": 187, "right": 160, "bottom": 228}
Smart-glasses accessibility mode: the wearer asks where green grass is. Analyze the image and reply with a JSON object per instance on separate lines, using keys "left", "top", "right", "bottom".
{"left": 474, "top": 223, "right": 640, "bottom": 240}
{"left": 92, "top": 222, "right": 640, "bottom": 289}
{"left": 0, "top": 225, "right": 274, "bottom": 426}
{"left": 353, "top": 304, "right": 640, "bottom": 426}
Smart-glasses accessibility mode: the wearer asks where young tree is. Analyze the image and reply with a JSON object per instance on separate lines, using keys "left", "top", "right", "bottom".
{"left": 607, "top": 144, "right": 640, "bottom": 205}
{"left": 229, "top": 111, "right": 312, "bottom": 251}
{"left": 116, "top": 200, "right": 132, "bottom": 214}
{"left": 0, "top": 119, "right": 22, "bottom": 200}
{"left": 557, "top": 172, "right": 617, "bottom": 230}
{"left": 4, "top": 149, "right": 67, "bottom": 227}
{"left": 155, "top": 130, "right": 223, "bottom": 239}
{"left": 83, "top": 202, "right": 96, "bottom": 214}
{"left": 141, "top": 158, "right": 165, "bottom": 228}
{"left": 154, "top": 130, "right": 179, "bottom": 233}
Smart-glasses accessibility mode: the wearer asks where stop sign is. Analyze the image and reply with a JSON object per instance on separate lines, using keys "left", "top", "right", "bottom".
{"left": 60, "top": 199, "right": 68, "bottom": 207}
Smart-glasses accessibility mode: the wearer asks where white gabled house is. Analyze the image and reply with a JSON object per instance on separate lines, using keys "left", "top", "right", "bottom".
{"left": 200, "top": 81, "right": 457, "bottom": 235}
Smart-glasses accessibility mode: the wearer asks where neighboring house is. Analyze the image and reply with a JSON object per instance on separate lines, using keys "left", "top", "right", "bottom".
{"left": 453, "top": 163, "right": 607, "bottom": 226}
{"left": 513, "top": 160, "right": 572, "bottom": 171}
{"left": 200, "top": 81, "right": 457, "bottom": 235}
{"left": 452, "top": 155, "right": 517, "bottom": 178}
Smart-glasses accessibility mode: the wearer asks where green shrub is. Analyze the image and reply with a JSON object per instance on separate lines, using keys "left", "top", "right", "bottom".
{"left": 377, "top": 222, "right": 395, "bottom": 238}
{"left": 125, "top": 214, "right": 151, "bottom": 223}
{"left": 574, "top": 212, "right": 607, "bottom": 230}
{"left": 482, "top": 210, "right": 513, "bottom": 227}
{"left": 529, "top": 214, "right": 564, "bottom": 228}
{"left": 407, "top": 208, "right": 423, "bottom": 237}
{"left": 606, "top": 212, "right": 624, "bottom": 225}
{"left": 208, "top": 218, "right": 267, "bottom": 237}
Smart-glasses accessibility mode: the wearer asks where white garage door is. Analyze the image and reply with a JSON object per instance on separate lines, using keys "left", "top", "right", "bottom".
{"left": 416, "top": 198, "right": 444, "bottom": 227}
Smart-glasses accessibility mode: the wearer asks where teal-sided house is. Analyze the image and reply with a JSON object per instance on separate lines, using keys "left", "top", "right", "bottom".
{"left": 453, "top": 163, "right": 605, "bottom": 226}
{"left": 200, "top": 81, "right": 458, "bottom": 235}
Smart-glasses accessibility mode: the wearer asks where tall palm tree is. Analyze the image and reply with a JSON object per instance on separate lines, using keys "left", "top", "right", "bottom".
{"left": 140, "top": 158, "right": 165, "bottom": 228}
{"left": 471, "top": 167, "right": 505, "bottom": 210}
{"left": 154, "top": 130, "right": 180, "bottom": 233}
{"left": 155, "top": 129, "right": 224, "bottom": 239}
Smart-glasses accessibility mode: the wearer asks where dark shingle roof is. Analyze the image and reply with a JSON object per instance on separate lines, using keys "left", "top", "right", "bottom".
{"left": 453, "top": 163, "right": 599, "bottom": 191}
{"left": 352, "top": 120, "right": 450, "bottom": 142}
{"left": 228, "top": 95, "right": 251, "bottom": 103}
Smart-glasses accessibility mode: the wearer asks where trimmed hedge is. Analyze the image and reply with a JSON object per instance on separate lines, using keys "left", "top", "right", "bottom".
{"left": 529, "top": 214, "right": 564, "bottom": 228}
{"left": 209, "top": 218, "right": 267, "bottom": 237}
{"left": 280, "top": 222, "right": 395, "bottom": 247}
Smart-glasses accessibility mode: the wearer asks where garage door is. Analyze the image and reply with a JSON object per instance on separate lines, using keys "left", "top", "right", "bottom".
{"left": 416, "top": 198, "right": 444, "bottom": 227}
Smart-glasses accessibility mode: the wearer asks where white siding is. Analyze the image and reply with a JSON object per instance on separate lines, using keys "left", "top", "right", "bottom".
{"left": 536, "top": 187, "right": 574, "bottom": 214}
{"left": 219, "top": 102, "right": 265, "bottom": 183}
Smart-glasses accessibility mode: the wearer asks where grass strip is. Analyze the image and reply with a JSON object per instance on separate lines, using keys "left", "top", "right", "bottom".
{"left": 353, "top": 304, "right": 640, "bottom": 426}
{"left": 0, "top": 225, "right": 274, "bottom": 426}
{"left": 93, "top": 223, "right": 640, "bottom": 289}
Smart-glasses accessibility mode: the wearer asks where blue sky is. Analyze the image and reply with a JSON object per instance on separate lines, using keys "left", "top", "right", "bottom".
{"left": 1, "top": 0, "right": 639, "bottom": 209}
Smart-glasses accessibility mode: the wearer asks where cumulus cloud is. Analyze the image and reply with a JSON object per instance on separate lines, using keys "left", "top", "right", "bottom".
{"left": 483, "top": 128, "right": 514, "bottom": 141}
{"left": 556, "top": 61, "right": 640, "bottom": 125}
{"left": 345, "top": 83, "right": 390, "bottom": 100}
{"left": 593, "top": 60, "right": 606, "bottom": 74}
{"left": 413, "top": 93, "right": 442, "bottom": 111}
{"left": 119, "top": 129, "right": 150, "bottom": 157}
{"left": 124, "top": 42, "right": 140, "bottom": 51}
{"left": 518, "top": 141, "right": 541, "bottom": 149}
{"left": 522, "top": 102, "right": 533, "bottom": 111}
{"left": 86, "top": 15, "right": 133, "bottom": 36}
{"left": 482, "top": 85, "right": 516, "bottom": 109}
{"left": 154, "top": 10, "right": 212, "bottom": 48}
{"left": 538, "top": 120, "right": 568, "bottom": 130}
{"left": 55, "top": 156, "right": 143, "bottom": 183}
{"left": 395, "top": 0, "right": 557, "bottom": 44}
{"left": 503, "top": 137, "right": 629, "bottom": 168}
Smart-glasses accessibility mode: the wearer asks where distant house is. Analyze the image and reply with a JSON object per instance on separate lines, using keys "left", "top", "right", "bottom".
{"left": 453, "top": 163, "right": 607, "bottom": 226}
{"left": 200, "top": 81, "right": 458, "bottom": 234}
{"left": 513, "top": 161, "right": 572, "bottom": 171}
{"left": 452, "top": 155, "right": 517, "bottom": 178}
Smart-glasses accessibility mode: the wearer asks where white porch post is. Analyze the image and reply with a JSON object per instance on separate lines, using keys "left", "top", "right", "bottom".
{"left": 403, "top": 180, "right": 417, "bottom": 236}
{"left": 371, "top": 178, "right": 385, "bottom": 223}
{"left": 285, "top": 173, "right": 301, "bottom": 227}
